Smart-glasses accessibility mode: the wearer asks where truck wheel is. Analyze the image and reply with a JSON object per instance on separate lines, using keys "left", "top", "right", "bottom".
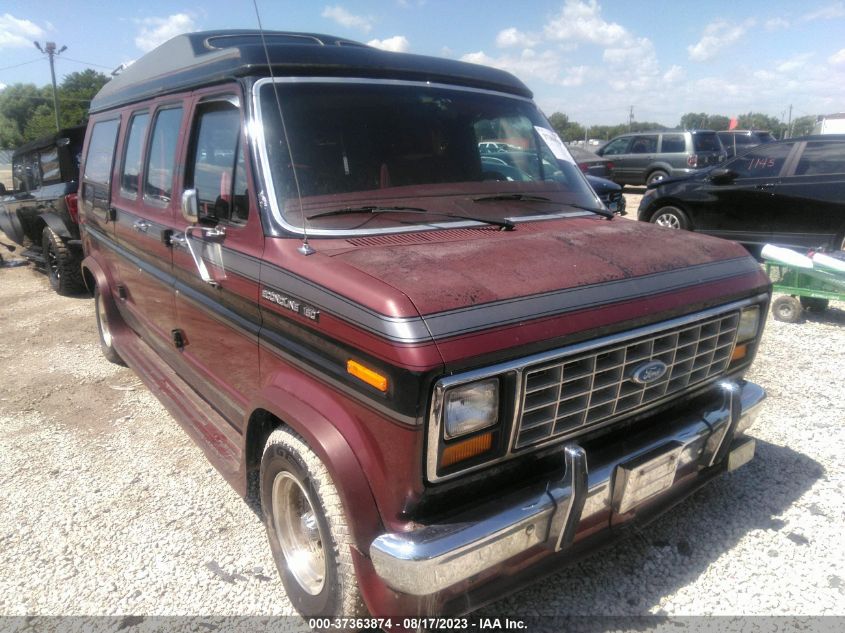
{"left": 772, "top": 296, "right": 803, "bottom": 323}
{"left": 799, "top": 297, "right": 829, "bottom": 312}
{"left": 42, "top": 226, "right": 84, "bottom": 295}
{"left": 260, "top": 427, "right": 365, "bottom": 617}
{"left": 646, "top": 170, "right": 668, "bottom": 185}
{"left": 94, "top": 285, "right": 125, "bottom": 365}
{"left": 650, "top": 205, "right": 689, "bottom": 230}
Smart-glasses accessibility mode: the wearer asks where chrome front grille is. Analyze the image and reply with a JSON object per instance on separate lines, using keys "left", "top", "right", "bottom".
{"left": 516, "top": 312, "right": 740, "bottom": 449}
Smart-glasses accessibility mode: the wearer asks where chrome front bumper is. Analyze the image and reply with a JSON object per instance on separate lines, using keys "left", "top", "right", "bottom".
{"left": 370, "top": 380, "right": 765, "bottom": 596}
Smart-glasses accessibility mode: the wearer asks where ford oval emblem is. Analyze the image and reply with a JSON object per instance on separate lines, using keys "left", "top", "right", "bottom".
{"left": 631, "top": 360, "right": 668, "bottom": 385}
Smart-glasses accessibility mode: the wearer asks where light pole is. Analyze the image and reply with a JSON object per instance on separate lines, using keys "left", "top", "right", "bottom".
{"left": 34, "top": 41, "right": 67, "bottom": 132}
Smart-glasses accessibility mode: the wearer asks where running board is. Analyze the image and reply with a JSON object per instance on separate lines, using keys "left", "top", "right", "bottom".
{"left": 111, "top": 321, "right": 242, "bottom": 479}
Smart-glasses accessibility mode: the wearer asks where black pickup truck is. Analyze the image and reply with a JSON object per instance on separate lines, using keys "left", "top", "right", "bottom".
{"left": 0, "top": 126, "right": 86, "bottom": 294}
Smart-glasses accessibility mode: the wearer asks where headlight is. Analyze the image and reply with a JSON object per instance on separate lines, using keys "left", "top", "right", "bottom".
{"left": 443, "top": 378, "right": 499, "bottom": 439}
{"left": 737, "top": 306, "right": 760, "bottom": 343}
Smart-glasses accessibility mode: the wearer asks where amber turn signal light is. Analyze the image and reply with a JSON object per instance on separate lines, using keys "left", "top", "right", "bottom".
{"left": 347, "top": 360, "right": 389, "bottom": 392}
{"left": 440, "top": 432, "right": 493, "bottom": 468}
{"left": 731, "top": 343, "right": 748, "bottom": 362}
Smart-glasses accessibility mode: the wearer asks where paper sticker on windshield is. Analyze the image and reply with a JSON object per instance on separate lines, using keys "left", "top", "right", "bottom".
{"left": 535, "top": 126, "right": 573, "bottom": 163}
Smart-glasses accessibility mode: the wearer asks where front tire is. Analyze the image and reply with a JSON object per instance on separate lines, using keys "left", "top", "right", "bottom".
{"left": 260, "top": 427, "right": 365, "bottom": 618}
{"left": 42, "top": 226, "right": 84, "bottom": 295}
{"left": 650, "top": 205, "right": 690, "bottom": 230}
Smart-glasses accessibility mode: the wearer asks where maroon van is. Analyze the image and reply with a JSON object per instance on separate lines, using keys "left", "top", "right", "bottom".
{"left": 78, "top": 31, "right": 770, "bottom": 621}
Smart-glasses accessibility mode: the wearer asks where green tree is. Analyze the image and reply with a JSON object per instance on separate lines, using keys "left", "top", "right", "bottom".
{"left": 790, "top": 115, "right": 816, "bottom": 137}
{"left": 737, "top": 112, "right": 786, "bottom": 137}
{"left": 547, "top": 112, "right": 570, "bottom": 138}
{"left": 0, "top": 69, "right": 108, "bottom": 148}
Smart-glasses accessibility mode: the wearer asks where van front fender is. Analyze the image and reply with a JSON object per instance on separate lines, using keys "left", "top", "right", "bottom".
{"left": 248, "top": 370, "right": 384, "bottom": 554}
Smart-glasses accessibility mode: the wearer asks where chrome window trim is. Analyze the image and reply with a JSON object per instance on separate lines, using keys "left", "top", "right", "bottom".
{"left": 426, "top": 295, "right": 767, "bottom": 482}
{"left": 251, "top": 76, "right": 574, "bottom": 238}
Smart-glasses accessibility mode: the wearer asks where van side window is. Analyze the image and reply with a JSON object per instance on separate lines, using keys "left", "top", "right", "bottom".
{"left": 82, "top": 118, "right": 120, "bottom": 211}
{"left": 187, "top": 101, "right": 247, "bottom": 223}
{"left": 144, "top": 107, "right": 183, "bottom": 205}
{"left": 120, "top": 112, "right": 150, "bottom": 198}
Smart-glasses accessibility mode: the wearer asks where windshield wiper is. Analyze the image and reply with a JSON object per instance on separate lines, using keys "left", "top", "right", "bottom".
{"left": 308, "top": 205, "right": 515, "bottom": 231}
{"left": 473, "top": 193, "right": 614, "bottom": 220}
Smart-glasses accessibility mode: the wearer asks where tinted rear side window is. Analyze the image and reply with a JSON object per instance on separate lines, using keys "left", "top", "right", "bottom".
{"left": 795, "top": 141, "right": 845, "bottom": 176}
{"left": 729, "top": 143, "right": 794, "bottom": 178}
{"left": 661, "top": 134, "right": 685, "bottom": 153}
{"left": 144, "top": 107, "right": 183, "bottom": 203}
{"left": 120, "top": 112, "right": 149, "bottom": 198}
{"left": 693, "top": 133, "right": 721, "bottom": 152}
{"left": 83, "top": 119, "right": 120, "bottom": 185}
{"left": 39, "top": 148, "right": 61, "bottom": 184}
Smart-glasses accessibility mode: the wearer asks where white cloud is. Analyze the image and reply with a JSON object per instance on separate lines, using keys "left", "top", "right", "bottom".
{"left": 830, "top": 48, "right": 845, "bottom": 65}
{"left": 496, "top": 27, "right": 538, "bottom": 49}
{"left": 687, "top": 19, "right": 753, "bottom": 62}
{"left": 460, "top": 48, "right": 567, "bottom": 85}
{"left": 663, "top": 65, "right": 685, "bottom": 83}
{"left": 0, "top": 13, "right": 45, "bottom": 49}
{"left": 544, "top": 0, "right": 628, "bottom": 45}
{"left": 367, "top": 35, "right": 409, "bottom": 52}
{"left": 0, "top": 82, "right": 6, "bottom": 91}
{"left": 134, "top": 13, "right": 196, "bottom": 52}
{"left": 321, "top": 5, "right": 373, "bottom": 33}
{"left": 560, "top": 65, "right": 589, "bottom": 87}
{"left": 765, "top": 17, "right": 790, "bottom": 30}
{"left": 802, "top": 2, "right": 845, "bottom": 21}
{"left": 775, "top": 52, "right": 813, "bottom": 73}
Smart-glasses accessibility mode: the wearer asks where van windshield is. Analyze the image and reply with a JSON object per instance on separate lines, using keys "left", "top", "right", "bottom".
{"left": 256, "top": 79, "right": 600, "bottom": 233}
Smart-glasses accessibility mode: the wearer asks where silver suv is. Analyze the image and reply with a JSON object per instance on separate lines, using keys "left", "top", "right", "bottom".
{"left": 596, "top": 129, "right": 726, "bottom": 185}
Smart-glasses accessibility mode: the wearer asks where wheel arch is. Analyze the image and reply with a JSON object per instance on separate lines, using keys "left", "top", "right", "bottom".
{"left": 81, "top": 254, "right": 109, "bottom": 297}
{"left": 244, "top": 387, "right": 384, "bottom": 554}
{"left": 39, "top": 211, "right": 75, "bottom": 240}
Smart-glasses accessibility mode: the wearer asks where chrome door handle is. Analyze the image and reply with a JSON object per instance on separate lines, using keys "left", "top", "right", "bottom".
{"left": 133, "top": 220, "right": 151, "bottom": 232}
{"left": 169, "top": 232, "right": 188, "bottom": 249}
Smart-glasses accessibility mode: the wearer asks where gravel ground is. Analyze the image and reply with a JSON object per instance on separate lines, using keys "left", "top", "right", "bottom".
{"left": 1, "top": 240, "right": 844, "bottom": 623}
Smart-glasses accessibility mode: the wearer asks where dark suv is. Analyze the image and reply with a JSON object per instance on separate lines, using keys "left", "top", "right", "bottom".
{"left": 597, "top": 129, "right": 726, "bottom": 185}
{"left": 718, "top": 130, "right": 775, "bottom": 158}
{"left": 638, "top": 135, "right": 845, "bottom": 252}
{"left": 0, "top": 126, "right": 86, "bottom": 294}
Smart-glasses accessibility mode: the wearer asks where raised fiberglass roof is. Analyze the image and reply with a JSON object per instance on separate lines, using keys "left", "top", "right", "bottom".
{"left": 89, "top": 30, "right": 532, "bottom": 114}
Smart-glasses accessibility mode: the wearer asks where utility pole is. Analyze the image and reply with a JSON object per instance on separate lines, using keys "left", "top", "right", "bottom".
{"left": 786, "top": 104, "right": 793, "bottom": 139}
{"left": 34, "top": 41, "right": 67, "bottom": 132}
{"left": 628, "top": 106, "right": 634, "bottom": 132}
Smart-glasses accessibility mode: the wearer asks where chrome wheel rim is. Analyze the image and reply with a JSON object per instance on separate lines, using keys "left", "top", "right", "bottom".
{"left": 272, "top": 471, "right": 325, "bottom": 595}
{"left": 96, "top": 292, "right": 113, "bottom": 348}
{"left": 654, "top": 210, "right": 681, "bottom": 229}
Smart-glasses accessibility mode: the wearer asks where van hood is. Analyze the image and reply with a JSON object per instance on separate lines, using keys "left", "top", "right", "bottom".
{"left": 322, "top": 216, "right": 766, "bottom": 356}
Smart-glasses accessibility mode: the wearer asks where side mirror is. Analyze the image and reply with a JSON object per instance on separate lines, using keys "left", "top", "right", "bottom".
{"left": 710, "top": 167, "right": 737, "bottom": 184}
{"left": 181, "top": 189, "right": 198, "bottom": 224}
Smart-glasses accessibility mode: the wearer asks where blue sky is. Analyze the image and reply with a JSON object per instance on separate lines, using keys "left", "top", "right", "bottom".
{"left": 1, "top": 0, "right": 844, "bottom": 127}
